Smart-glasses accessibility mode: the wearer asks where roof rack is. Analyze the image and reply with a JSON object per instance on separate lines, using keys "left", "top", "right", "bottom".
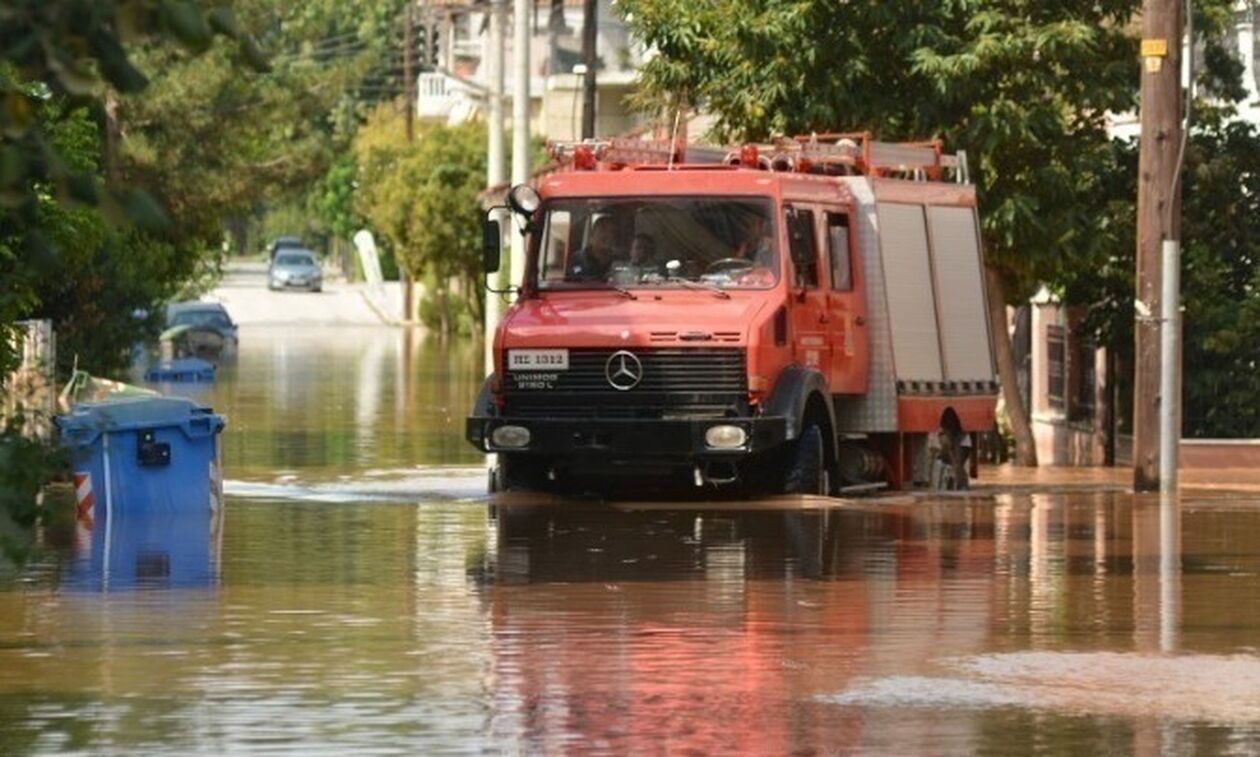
{"left": 547, "top": 131, "right": 970, "bottom": 184}
{"left": 547, "top": 138, "right": 683, "bottom": 169}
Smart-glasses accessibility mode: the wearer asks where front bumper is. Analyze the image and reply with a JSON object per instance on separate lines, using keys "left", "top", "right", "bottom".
{"left": 273, "top": 278, "right": 320, "bottom": 288}
{"left": 466, "top": 415, "right": 788, "bottom": 459}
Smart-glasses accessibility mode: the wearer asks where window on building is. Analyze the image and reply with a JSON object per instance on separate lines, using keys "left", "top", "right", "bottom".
{"left": 1071, "top": 339, "right": 1097, "bottom": 422}
{"left": 1047, "top": 324, "right": 1065, "bottom": 410}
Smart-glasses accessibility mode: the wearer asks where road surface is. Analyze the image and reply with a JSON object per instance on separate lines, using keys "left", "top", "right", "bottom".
{"left": 210, "top": 260, "right": 390, "bottom": 326}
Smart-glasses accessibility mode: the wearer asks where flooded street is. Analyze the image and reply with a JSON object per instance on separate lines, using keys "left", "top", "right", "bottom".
{"left": 4, "top": 320, "right": 1260, "bottom": 753}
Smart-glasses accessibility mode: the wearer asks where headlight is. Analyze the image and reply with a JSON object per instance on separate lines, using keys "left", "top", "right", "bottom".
{"left": 491, "top": 425, "right": 531, "bottom": 448}
{"left": 705, "top": 424, "right": 747, "bottom": 449}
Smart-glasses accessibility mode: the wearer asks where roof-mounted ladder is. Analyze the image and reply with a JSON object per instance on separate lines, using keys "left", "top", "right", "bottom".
{"left": 547, "top": 131, "right": 970, "bottom": 184}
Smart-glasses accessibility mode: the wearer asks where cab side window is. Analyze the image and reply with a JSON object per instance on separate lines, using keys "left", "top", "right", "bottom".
{"left": 787, "top": 208, "right": 819, "bottom": 288}
{"left": 540, "top": 209, "right": 571, "bottom": 279}
{"left": 826, "top": 213, "right": 852, "bottom": 291}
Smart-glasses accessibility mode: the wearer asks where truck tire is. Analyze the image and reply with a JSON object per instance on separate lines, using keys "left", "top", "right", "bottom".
{"left": 783, "top": 424, "right": 830, "bottom": 495}
{"left": 933, "top": 431, "right": 970, "bottom": 491}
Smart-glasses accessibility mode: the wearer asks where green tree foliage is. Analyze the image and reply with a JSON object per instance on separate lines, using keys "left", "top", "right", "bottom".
{"left": 354, "top": 106, "right": 487, "bottom": 334}
{"left": 96, "top": 0, "right": 430, "bottom": 268}
{"left": 0, "top": 1, "right": 265, "bottom": 376}
{"left": 1065, "top": 109, "right": 1260, "bottom": 438}
{"left": 316, "top": 155, "right": 365, "bottom": 241}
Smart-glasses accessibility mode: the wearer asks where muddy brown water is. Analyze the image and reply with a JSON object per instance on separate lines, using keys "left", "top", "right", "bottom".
{"left": 3, "top": 326, "right": 1260, "bottom": 754}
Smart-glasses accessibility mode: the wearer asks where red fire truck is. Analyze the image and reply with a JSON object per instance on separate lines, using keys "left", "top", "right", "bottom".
{"left": 467, "top": 133, "right": 998, "bottom": 494}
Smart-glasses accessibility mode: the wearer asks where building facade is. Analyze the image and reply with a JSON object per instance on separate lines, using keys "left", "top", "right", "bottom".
{"left": 417, "top": 0, "right": 646, "bottom": 139}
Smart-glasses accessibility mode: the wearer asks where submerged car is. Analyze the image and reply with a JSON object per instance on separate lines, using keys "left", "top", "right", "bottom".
{"left": 268, "top": 249, "right": 323, "bottom": 292}
{"left": 163, "top": 301, "right": 239, "bottom": 358}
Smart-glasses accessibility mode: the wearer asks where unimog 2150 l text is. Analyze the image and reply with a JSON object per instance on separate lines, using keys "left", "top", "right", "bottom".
{"left": 467, "top": 134, "right": 998, "bottom": 495}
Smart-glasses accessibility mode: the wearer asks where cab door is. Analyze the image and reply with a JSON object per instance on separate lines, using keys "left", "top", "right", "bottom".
{"left": 822, "top": 210, "right": 869, "bottom": 393}
{"left": 785, "top": 206, "right": 832, "bottom": 380}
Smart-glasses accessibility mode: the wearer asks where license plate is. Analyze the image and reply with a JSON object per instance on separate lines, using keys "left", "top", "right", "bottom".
{"left": 508, "top": 349, "right": 569, "bottom": 371}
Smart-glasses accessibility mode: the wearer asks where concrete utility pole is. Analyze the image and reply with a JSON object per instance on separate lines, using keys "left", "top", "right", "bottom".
{"left": 404, "top": 3, "right": 415, "bottom": 142}
{"left": 401, "top": 1, "right": 417, "bottom": 322}
{"left": 580, "top": 0, "right": 598, "bottom": 139}
{"left": 1134, "top": 0, "right": 1184, "bottom": 491}
{"left": 485, "top": 0, "right": 507, "bottom": 376}
{"left": 510, "top": 0, "right": 531, "bottom": 286}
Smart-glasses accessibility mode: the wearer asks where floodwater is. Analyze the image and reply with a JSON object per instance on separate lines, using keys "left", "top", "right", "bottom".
{"left": 4, "top": 325, "right": 1260, "bottom": 754}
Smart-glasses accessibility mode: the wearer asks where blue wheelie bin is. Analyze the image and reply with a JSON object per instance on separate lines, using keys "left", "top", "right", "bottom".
{"left": 65, "top": 508, "right": 221, "bottom": 592}
{"left": 57, "top": 396, "right": 226, "bottom": 520}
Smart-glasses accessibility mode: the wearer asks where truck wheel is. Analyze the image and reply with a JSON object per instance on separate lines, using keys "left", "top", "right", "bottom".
{"left": 933, "top": 431, "right": 970, "bottom": 491}
{"left": 783, "top": 424, "right": 830, "bottom": 495}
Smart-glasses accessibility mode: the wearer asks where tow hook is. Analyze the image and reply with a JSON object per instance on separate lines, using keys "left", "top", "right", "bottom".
{"left": 695, "top": 461, "right": 739, "bottom": 486}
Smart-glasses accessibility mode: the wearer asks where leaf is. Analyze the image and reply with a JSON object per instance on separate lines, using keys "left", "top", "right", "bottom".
{"left": 0, "top": 147, "right": 23, "bottom": 187}
{"left": 207, "top": 8, "right": 242, "bottom": 38}
{"left": 90, "top": 31, "right": 149, "bottom": 92}
{"left": 64, "top": 171, "right": 100, "bottom": 205}
{"left": 239, "top": 37, "right": 272, "bottom": 73}
{"left": 115, "top": 189, "right": 171, "bottom": 230}
{"left": 161, "top": 0, "right": 214, "bottom": 51}
{"left": 46, "top": 47, "right": 98, "bottom": 96}
{"left": 0, "top": 92, "right": 37, "bottom": 138}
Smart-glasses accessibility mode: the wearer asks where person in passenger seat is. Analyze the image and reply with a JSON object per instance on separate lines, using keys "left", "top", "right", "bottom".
{"left": 732, "top": 213, "right": 774, "bottom": 269}
{"left": 629, "top": 234, "right": 662, "bottom": 273}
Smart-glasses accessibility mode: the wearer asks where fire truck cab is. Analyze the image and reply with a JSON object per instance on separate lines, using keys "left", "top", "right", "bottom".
{"left": 467, "top": 135, "right": 998, "bottom": 494}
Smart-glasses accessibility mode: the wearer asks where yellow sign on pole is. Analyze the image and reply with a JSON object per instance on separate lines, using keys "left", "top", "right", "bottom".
{"left": 1141, "top": 38, "right": 1168, "bottom": 57}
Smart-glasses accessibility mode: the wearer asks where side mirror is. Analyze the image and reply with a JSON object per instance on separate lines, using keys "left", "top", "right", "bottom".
{"left": 482, "top": 217, "right": 502, "bottom": 274}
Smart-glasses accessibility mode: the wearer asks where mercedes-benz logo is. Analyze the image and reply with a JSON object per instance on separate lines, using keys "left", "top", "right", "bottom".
{"left": 605, "top": 350, "right": 643, "bottom": 391}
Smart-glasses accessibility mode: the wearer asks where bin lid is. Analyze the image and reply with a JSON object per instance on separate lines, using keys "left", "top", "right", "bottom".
{"left": 57, "top": 396, "right": 223, "bottom": 435}
{"left": 144, "top": 357, "right": 217, "bottom": 382}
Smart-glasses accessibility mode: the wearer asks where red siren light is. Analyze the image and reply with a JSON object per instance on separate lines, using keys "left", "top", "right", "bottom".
{"left": 573, "top": 143, "right": 597, "bottom": 170}
{"left": 739, "top": 144, "right": 760, "bottom": 168}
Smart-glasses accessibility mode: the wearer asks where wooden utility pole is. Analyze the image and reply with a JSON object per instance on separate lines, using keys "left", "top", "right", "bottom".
{"left": 580, "top": 0, "right": 597, "bottom": 139}
{"left": 1133, "top": 0, "right": 1183, "bottom": 491}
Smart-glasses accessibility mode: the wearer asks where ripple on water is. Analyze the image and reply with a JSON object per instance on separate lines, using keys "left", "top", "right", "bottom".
{"left": 821, "top": 651, "right": 1260, "bottom": 724}
{"left": 223, "top": 466, "right": 487, "bottom": 503}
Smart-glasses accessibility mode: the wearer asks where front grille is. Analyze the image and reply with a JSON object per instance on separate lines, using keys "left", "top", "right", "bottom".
{"left": 502, "top": 348, "right": 747, "bottom": 419}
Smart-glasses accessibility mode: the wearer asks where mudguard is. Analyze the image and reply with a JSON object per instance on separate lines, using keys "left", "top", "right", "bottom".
{"left": 764, "top": 365, "right": 836, "bottom": 441}
{"left": 470, "top": 374, "right": 496, "bottom": 418}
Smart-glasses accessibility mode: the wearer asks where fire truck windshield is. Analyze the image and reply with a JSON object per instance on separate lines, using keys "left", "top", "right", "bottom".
{"left": 535, "top": 197, "right": 779, "bottom": 290}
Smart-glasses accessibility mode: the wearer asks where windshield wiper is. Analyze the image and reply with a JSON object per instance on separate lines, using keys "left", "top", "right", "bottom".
{"left": 671, "top": 278, "right": 731, "bottom": 299}
{"left": 605, "top": 285, "right": 637, "bottom": 300}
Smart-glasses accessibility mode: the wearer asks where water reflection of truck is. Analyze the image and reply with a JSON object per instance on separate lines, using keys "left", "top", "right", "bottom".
{"left": 485, "top": 506, "right": 873, "bottom": 751}
{"left": 467, "top": 134, "right": 998, "bottom": 494}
